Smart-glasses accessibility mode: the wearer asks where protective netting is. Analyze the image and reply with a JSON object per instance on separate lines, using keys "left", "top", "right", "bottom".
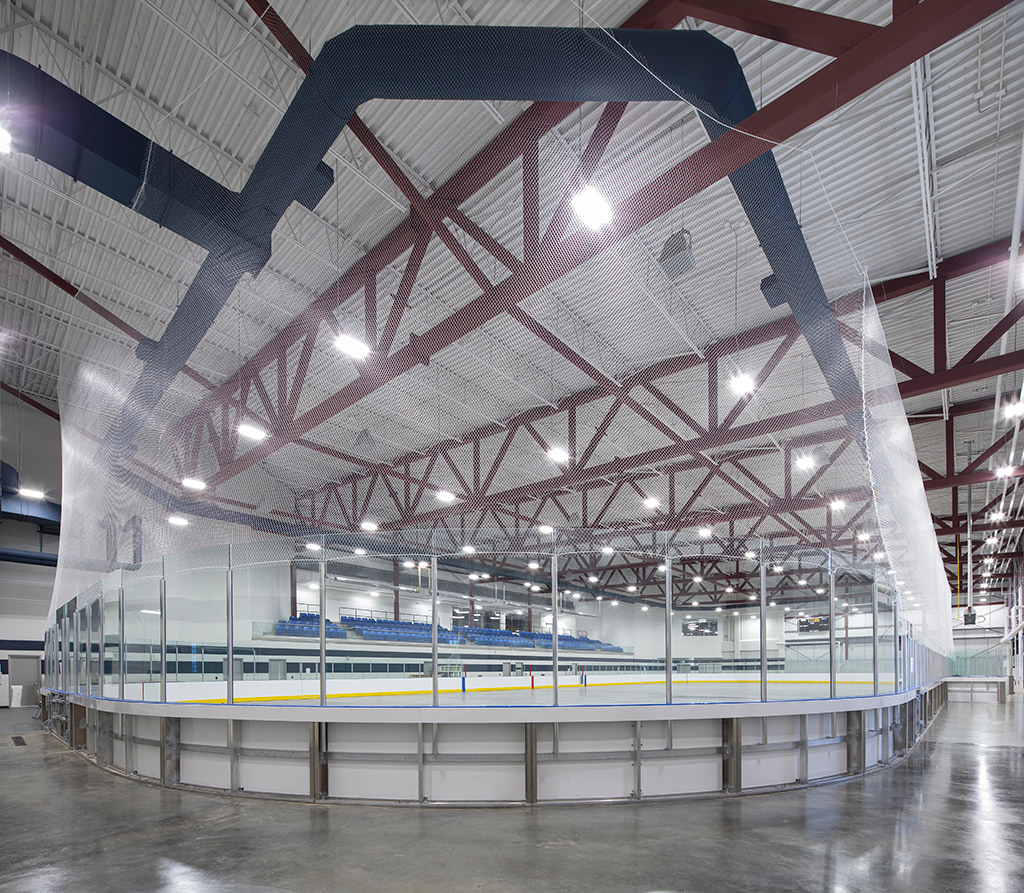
{"left": 43, "top": 19, "right": 951, "bottom": 704}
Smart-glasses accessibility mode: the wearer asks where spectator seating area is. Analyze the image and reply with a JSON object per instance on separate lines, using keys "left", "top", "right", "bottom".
{"left": 273, "top": 613, "right": 623, "bottom": 652}
{"left": 339, "top": 615, "right": 462, "bottom": 645}
{"left": 274, "top": 613, "right": 348, "bottom": 638}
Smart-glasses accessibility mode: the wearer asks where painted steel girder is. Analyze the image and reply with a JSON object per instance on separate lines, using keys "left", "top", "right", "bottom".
{"left": 191, "top": 0, "right": 1013, "bottom": 492}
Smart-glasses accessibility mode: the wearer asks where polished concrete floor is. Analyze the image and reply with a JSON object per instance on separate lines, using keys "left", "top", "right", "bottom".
{"left": 2, "top": 699, "right": 1023, "bottom": 892}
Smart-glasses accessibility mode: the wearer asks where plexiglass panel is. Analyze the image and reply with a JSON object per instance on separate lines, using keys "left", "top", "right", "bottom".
{"left": 164, "top": 546, "right": 228, "bottom": 702}
{"left": 101, "top": 571, "right": 121, "bottom": 697}
{"left": 122, "top": 559, "right": 163, "bottom": 701}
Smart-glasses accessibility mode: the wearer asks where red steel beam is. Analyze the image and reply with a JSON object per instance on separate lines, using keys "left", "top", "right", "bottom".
{"left": 0, "top": 382, "right": 60, "bottom": 422}
{"left": 202, "top": 0, "right": 1011, "bottom": 491}
{"left": 898, "top": 347, "right": 1024, "bottom": 399}
{"left": 0, "top": 234, "right": 217, "bottom": 393}
{"left": 654, "top": 0, "right": 880, "bottom": 57}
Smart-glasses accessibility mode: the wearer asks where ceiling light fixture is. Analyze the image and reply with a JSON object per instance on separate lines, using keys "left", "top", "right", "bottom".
{"left": 360, "top": 520, "right": 378, "bottom": 532}
{"left": 462, "top": 545, "right": 476, "bottom": 554}
{"left": 181, "top": 478, "right": 206, "bottom": 491}
{"left": 996, "top": 465, "right": 1014, "bottom": 478}
{"left": 643, "top": 496, "right": 660, "bottom": 510}
{"left": 168, "top": 516, "right": 189, "bottom": 526}
{"left": 18, "top": 487, "right": 44, "bottom": 499}
{"left": 529, "top": 561, "right": 540, "bottom": 570}
{"left": 334, "top": 333, "right": 371, "bottom": 360}
{"left": 435, "top": 490, "right": 457, "bottom": 503}
{"left": 588, "top": 575, "right": 598, "bottom": 583}
{"left": 601, "top": 546, "right": 614, "bottom": 555}
{"left": 305, "top": 543, "right": 321, "bottom": 552}
{"left": 538, "top": 524, "right": 555, "bottom": 535}
{"left": 698, "top": 526, "right": 713, "bottom": 538}
{"left": 795, "top": 454, "right": 815, "bottom": 472}
{"left": 830, "top": 499, "right": 846, "bottom": 511}
{"left": 730, "top": 373, "right": 755, "bottom": 396}
{"left": 237, "top": 423, "right": 268, "bottom": 441}
{"left": 571, "top": 185, "right": 612, "bottom": 229}
{"left": 547, "top": 446, "right": 570, "bottom": 463}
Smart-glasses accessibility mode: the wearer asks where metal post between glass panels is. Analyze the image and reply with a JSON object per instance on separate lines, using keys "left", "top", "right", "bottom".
{"left": 759, "top": 541, "right": 767, "bottom": 702}
{"left": 828, "top": 553, "right": 837, "bottom": 699}
{"left": 319, "top": 550, "right": 327, "bottom": 707}
{"left": 86, "top": 601, "right": 93, "bottom": 697}
{"left": 551, "top": 551, "right": 559, "bottom": 707}
{"left": 226, "top": 545, "right": 234, "bottom": 705}
{"left": 98, "top": 595, "right": 104, "bottom": 697}
{"left": 159, "top": 557, "right": 167, "bottom": 703}
{"left": 431, "top": 555, "right": 438, "bottom": 707}
{"left": 871, "top": 572, "right": 879, "bottom": 695}
{"left": 893, "top": 588, "right": 901, "bottom": 691}
{"left": 664, "top": 556, "right": 673, "bottom": 705}
{"left": 118, "top": 581, "right": 125, "bottom": 701}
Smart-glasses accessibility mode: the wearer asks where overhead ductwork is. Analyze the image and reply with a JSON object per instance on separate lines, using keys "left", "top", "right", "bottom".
{"left": 0, "top": 26, "right": 861, "bottom": 463}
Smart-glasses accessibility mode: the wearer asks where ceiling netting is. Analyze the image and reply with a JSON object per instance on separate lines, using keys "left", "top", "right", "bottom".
{"left": 49, "top": 24, "right": 951, "bottom": 654}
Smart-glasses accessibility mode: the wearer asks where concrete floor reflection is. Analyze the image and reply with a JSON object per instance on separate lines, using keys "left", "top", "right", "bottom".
{"left": 2, "top": 699, "right": 1023, "bottom": 892}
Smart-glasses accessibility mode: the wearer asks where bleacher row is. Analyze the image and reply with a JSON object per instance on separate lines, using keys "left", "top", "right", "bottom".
{"left": 454, "top": 626, "right": 623, "bottom": 652}
{"left": 341, "top": 615, "right": 462, "bottom": 645}
{"left": 274, "top": 614, "right": 348, "bottom": 638}
{"left": 273, "top": 613, "right": 622, "bottom": 652}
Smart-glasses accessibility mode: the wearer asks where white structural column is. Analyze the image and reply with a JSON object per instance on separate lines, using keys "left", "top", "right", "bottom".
{"left": 759, "top": 542, "right": 768, "bottom": 702}
{"left": 159, "top": 556, "right": 167, "bottom": 703}
{"left": 318, "top": 549, "right": 327, "bottom": 707}
{"left": 551, "top": 552, "right": 559, "bottom": 707}
{"left": 431, "top": 555, "right": 439, "bottom": 707}
{"left": 871, "top": 572, "right": 880, "bottom": 696}
{"left": 828, "top": 553, "right": 837, "bottom": 699}
{"left": 664, "top": 557, "right": 673, "bottom": 705}
{"left": 226, "top": 545, "right": 234, "bottom": 705}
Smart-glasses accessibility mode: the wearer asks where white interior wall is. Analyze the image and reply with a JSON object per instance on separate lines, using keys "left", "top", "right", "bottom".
{"left": 1, "top": 395, "right": 60, "bottom": 702}
{"left": 1, "top": 392, "right": 62, "bottom": 501}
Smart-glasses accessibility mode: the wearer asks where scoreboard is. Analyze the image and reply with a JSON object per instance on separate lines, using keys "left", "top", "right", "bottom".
{"left": 797, "top": 616, "right": 830, "bottom": 632}
{"left": 682, "top": 619, "right": 718, "bottom": 636}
